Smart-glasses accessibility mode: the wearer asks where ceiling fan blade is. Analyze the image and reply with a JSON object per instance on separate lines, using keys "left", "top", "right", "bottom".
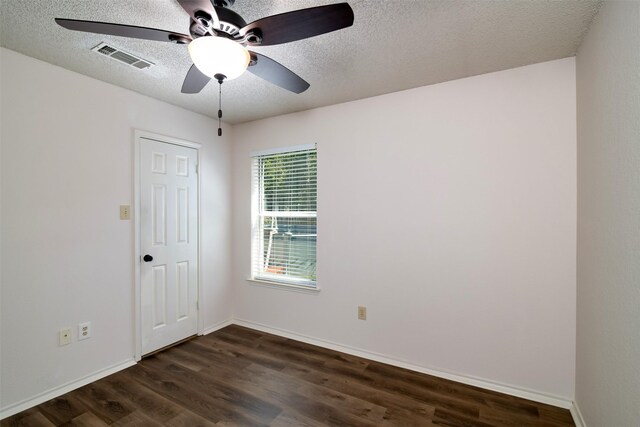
{"left": 55, "top": 18, "right": 191, "bottom": 43}
{"left": 176, "top": 0, "right": 219, "bottom": 26}
{"left": 181, "top": 64, "right": 211, "bottom": 94}
{"left": 239, "top": 3, "right": 354, "bottom": 46}
{"left": 247, "top": 52, "right": 310, "bottom": 94}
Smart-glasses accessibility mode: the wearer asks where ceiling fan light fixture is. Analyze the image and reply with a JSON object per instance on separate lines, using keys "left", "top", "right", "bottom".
{"left": 188, "top": 36, "right": 249, "bottom": 80}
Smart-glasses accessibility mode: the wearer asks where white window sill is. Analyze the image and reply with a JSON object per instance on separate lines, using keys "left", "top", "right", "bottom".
{"left": 246, "top": 277, "right": 320, "bottom": 294}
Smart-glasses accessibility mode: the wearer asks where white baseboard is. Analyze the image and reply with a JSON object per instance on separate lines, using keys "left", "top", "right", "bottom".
{"left": 570, "top": 401, "right": 587, "bottom": 427}
{"left": 0, "top": 358, "right": 136, "bottom": 420}
{"left": 1, "top": 320, "right": 574, "bottom": 420}
{"left": 201, "top": 318, "right": 234, "bottom": 336}
{"left": 0, "top": 319, "right": 233, "bottom": 421}
{"left": 233, "top": 318, "right": 573, "bottom": 410}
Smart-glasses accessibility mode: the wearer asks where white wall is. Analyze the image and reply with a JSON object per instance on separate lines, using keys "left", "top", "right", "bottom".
{"left": 0, "top": 46, "right": 580, "bottom": 414}
{"left": 575, "top": 1, "right": 640, "bottom": 425}
{"left": 232, "top": 58, "right": 577, "bottom": 400}
{"left": 0, "top": 48, "right": 232, "bottom": 412}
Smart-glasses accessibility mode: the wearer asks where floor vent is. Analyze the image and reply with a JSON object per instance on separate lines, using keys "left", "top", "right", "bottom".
{"left": 91, "top": 42, "right": 154, "bottom": 70}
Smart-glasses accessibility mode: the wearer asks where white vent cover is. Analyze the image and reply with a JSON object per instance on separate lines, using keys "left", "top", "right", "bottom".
{"left": 91, "top": 42, "right": 154, "bottom": 70}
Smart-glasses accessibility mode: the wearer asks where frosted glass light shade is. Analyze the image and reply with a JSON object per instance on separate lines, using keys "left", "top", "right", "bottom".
{"left": 188, "top": 36, "right": 250, "bottom": 80}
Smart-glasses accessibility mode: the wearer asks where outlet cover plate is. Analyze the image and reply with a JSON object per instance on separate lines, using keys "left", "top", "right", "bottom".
{"left": 59, "top": 328, "right": 72, "bottom": 346}
{"left": 79, "top": 322, "right": 91, "bottom": 340}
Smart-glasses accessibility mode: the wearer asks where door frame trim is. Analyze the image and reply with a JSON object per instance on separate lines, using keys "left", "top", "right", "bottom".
{"left": 133, "top": 129, "right": 202, "bottom": 361}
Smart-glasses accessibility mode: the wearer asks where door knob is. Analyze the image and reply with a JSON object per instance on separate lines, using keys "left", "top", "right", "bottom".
{"left": 143, "top": 254, "right": 153, "bottom": 262}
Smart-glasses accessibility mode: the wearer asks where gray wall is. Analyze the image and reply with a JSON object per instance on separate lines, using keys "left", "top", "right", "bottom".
{"left": 0, "top": 48, "right": 233, "bottom": 413}
{"left": 232, "top": 58, "right": 577, "bottom": 401}
{"left": 576, "top": 1, "right": 640, "bottom": 425}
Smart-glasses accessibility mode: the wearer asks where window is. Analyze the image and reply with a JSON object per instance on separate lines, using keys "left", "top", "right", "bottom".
{"left": 251, "top": 145, "right": 317, "bottom": 288}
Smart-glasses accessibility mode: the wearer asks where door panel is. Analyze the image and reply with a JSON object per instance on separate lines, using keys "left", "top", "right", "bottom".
{"left": 176, "top": 187, "right": 189, "bottom": 243}
{"left": 140, "top": 138, "right": 198, "bottom": 355}
{"left": 152, "top": 265, "right": 167, "bottom": 328}
{"left": 152, "top": 184, "right": 167, "bottom": 245}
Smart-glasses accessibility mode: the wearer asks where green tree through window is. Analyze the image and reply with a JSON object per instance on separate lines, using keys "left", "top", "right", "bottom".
{"left": 252, "top": 147, "right": 317, "bottom": 286}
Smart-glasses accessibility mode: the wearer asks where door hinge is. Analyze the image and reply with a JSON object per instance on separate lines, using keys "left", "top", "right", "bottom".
{"left": 195, "top": 163, "right": 198, "bottom": 174}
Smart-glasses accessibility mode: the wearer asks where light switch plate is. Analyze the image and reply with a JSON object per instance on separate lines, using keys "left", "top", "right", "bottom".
{"left": 120, "top": 205, "right": 130, "bottom": 220}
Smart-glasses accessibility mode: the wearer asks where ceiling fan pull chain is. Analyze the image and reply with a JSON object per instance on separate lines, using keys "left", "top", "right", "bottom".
{"left": 217, "top": 78, "right": 223, "bottom": 136}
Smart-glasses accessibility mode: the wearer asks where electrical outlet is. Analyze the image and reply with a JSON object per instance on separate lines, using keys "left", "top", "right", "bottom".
{"left": 59, "top": 328, "right": 72, "bottom": 346}
{"left": 358, "top": 306, "right": 367, "bottom": 320}
{"left": 78, "top": 322, "right": 91, "bottom": 340}
{"left": 119, "top": 205, "right": 131, "bottom": 220}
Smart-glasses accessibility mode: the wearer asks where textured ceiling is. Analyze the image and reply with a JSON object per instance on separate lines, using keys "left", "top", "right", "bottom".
{"left": 1, "top": 0, "right": 601, "bottom": 124}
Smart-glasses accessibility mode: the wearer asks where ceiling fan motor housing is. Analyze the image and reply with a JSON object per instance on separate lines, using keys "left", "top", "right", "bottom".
{"left": 213, "top": 0, "right": 235, "bottom": 7}
{"left": 190, "top": 6, "right": 248, "bottom": 40}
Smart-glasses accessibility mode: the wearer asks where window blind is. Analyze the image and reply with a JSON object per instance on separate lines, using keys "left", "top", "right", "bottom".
{"left": 251, "top": 147, "right": 317, "bottom": 287}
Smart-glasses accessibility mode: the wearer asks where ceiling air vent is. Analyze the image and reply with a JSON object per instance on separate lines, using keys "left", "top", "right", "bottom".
{"left": 91, "top": 42, "right": 154, "bottom": 70}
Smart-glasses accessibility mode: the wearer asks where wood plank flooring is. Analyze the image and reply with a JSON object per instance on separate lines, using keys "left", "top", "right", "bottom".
{"left": 2, "top": 325, "right": 575, "bottom": 426}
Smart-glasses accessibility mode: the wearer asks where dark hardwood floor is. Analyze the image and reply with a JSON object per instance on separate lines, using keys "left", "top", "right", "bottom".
{"left": 2, "top": 325, "right": 575, "bottom": 426}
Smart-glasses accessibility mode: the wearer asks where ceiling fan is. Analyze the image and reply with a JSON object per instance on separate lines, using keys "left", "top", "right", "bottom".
{"left": 55, "top": 0, "right": 355, "bottom": 95}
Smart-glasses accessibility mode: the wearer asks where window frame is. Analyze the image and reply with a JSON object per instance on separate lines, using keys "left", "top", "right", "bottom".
{"left": 250, "top": 144, "right": 318, "bottom": 291}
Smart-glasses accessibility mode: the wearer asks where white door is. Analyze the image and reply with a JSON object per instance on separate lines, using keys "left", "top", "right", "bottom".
{"left": 140, "top": 138, "right": 198, "bottom": 355}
